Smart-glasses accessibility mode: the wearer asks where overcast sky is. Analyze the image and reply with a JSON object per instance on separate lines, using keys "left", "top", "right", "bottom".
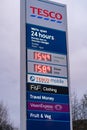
{"left": 0, "top": 0, "right": 87, "bottom": 128}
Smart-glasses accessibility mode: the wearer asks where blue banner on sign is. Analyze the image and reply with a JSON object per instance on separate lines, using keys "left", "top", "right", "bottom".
{"left": 26, "top": 24, "right": 67, "bottom": 55}
{"left": 27, "top": 110, "right": 70, "bottom": 121}
{"left": 27, "top": 120, "right": 70, "bottom": 130}
{"left": 27, "top": 91, "right": 69, "bottom": 104}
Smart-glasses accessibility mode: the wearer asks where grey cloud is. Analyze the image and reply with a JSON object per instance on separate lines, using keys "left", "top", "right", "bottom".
{"left": 0, "top": 0, "right": 20, "bottom": 127}
{"left": 54, "top": 0, "right": 87, "bottom": 97}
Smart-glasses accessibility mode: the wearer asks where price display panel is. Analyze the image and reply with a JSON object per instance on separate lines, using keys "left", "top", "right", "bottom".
{"left": 27, "top": 49, "right": 67, "bottom": 66}
{"left": 25, "top": 0, "right": 71, "bottom": 130}
{"left": 27, "top": 62, "right": 67, "bottom": 77}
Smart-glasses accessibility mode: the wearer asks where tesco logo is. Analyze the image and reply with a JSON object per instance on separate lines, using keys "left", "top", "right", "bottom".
{"left": 30, "top": 6, "right": 62, "bottom": 21}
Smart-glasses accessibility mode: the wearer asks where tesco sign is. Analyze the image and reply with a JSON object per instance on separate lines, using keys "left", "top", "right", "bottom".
{"left": 30, "top": 6, "right": 62, "bottom": 20}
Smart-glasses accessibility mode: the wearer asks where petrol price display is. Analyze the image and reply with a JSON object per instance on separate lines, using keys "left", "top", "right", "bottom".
{"left": 34, "top": 52, "right": 51, "bottom": 61}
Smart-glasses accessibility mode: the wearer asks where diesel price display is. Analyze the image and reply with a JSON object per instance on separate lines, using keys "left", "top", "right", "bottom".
{"left": 34, "top": 64, "right": 52, "bottom": 74}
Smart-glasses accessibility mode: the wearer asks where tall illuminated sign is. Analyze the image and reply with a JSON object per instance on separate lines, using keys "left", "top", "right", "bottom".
{"left": 20, "top": 0, "right": 72, "bottom": 130}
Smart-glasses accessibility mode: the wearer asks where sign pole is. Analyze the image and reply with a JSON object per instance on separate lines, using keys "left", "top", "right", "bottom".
{"left": 20, "top": 0, "right": 26, "bottom": 130}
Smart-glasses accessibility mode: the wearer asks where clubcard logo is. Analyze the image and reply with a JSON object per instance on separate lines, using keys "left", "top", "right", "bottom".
{"left": 30, "top": 6, "right": 62, "bottom": 23}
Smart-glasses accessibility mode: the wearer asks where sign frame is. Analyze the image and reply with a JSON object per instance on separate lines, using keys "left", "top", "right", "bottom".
{"left": 20, "top": 0, "right": 72, "bottom": 130}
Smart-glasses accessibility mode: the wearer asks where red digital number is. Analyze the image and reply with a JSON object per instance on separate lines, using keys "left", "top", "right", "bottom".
{"left": 34, "top": 52, "right": 51, "bottom": 61}
{"left": 34, "top": 64, "right": 52, "bottom": 74}
{"left": 34, "top": 52, "right": 42, "bottom": 60}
